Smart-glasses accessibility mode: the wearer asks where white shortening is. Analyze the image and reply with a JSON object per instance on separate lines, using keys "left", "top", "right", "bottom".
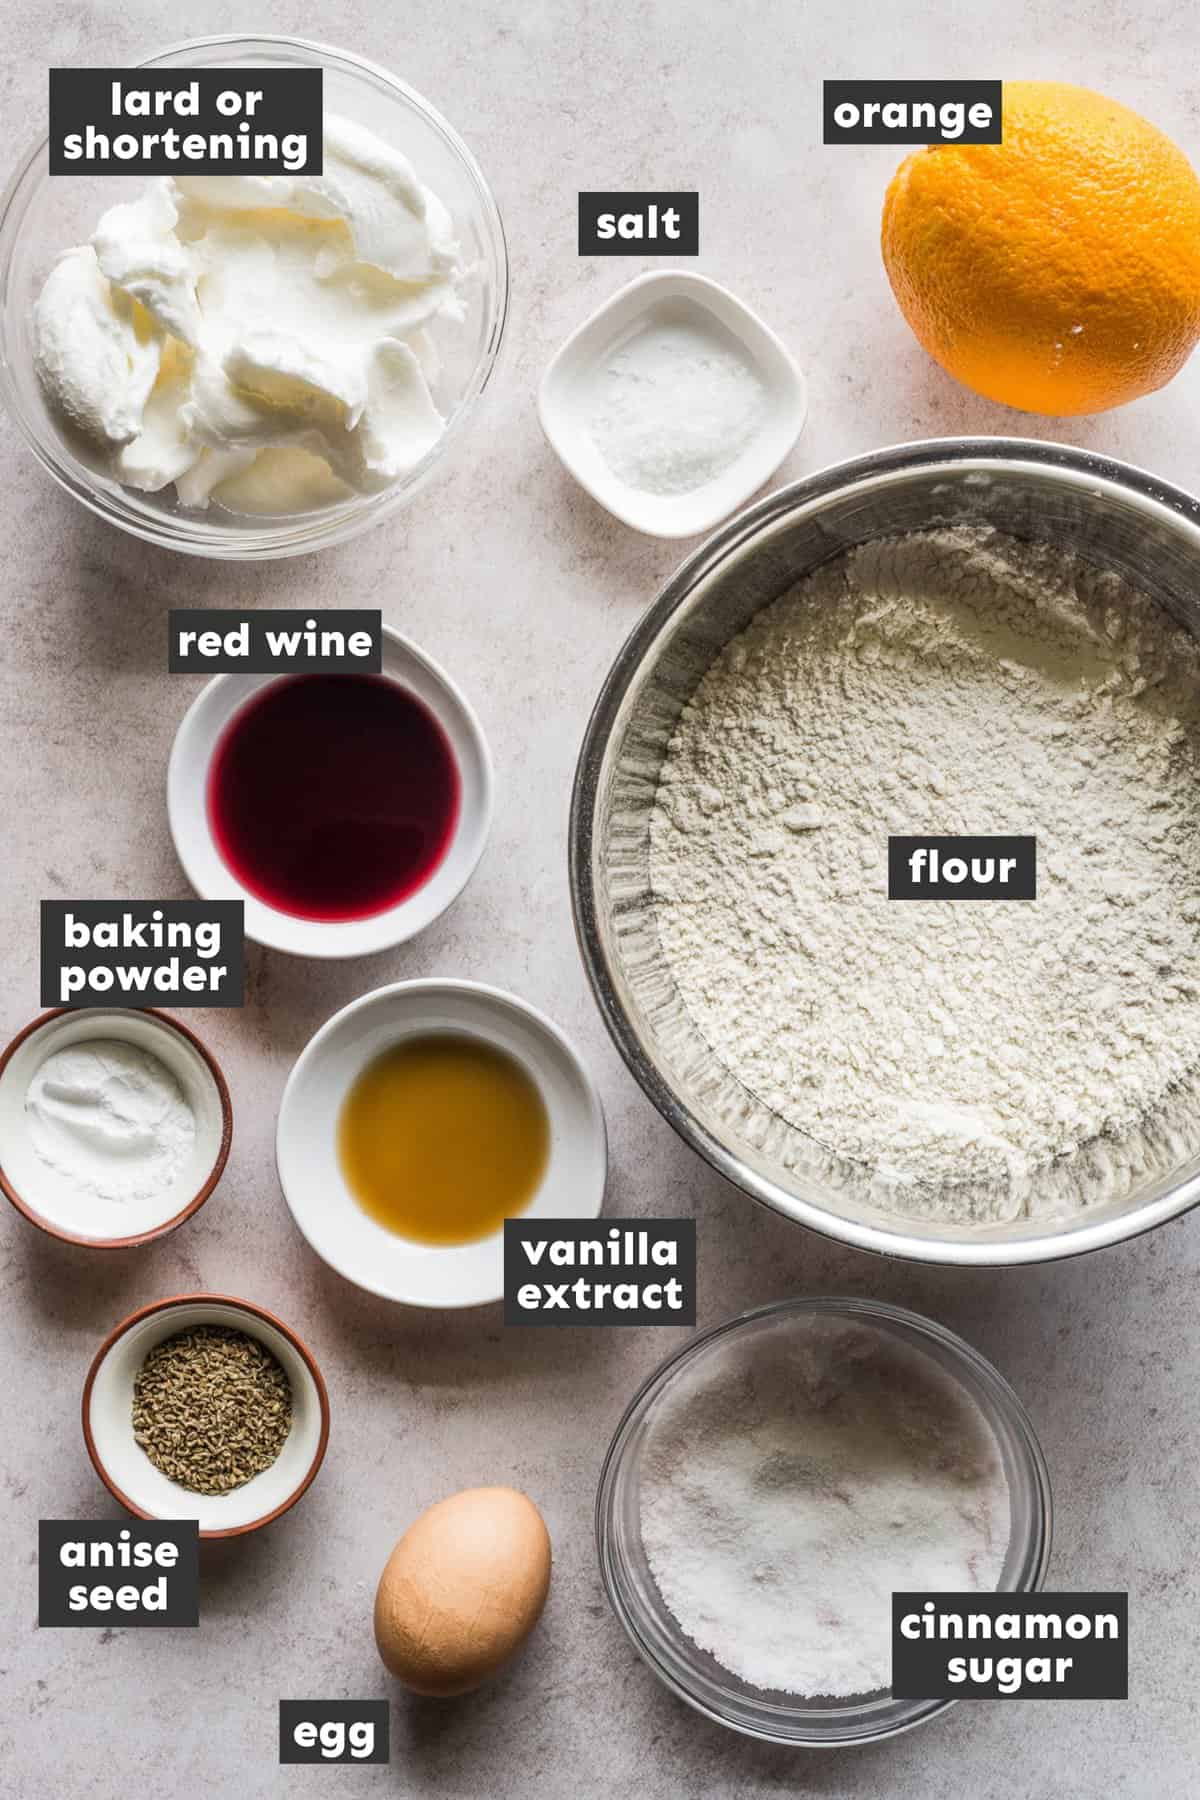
{"left": 33, "top": 115, "right": 465, "bottom": 514}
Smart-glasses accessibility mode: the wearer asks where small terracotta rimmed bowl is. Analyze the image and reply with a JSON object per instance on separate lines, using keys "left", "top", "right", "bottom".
{"left": 83, "top": 1294, "right": 330, "bottom": 1539}
{"left": 0, "top": 1007, "right": 232, "bottom": 1247}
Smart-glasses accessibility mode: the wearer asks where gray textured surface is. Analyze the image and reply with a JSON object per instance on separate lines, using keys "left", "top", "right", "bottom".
{"left": 2, "top": 3, "right": 1199, "bottom": 1795}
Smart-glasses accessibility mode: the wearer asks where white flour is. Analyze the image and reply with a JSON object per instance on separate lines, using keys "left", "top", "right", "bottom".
{"left": 640, "top": 1315, "right": 1009, "bottom": 1697}
{"left": 586, "top": 309, "right": 767, "bottom": 496}
{"left": 650, "top": 527, "right": 1200, "bottom": 1221}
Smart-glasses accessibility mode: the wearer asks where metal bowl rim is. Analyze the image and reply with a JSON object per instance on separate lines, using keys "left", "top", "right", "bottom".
{"left": 568, "top": 435, "right": 1200, "bottom": 1268}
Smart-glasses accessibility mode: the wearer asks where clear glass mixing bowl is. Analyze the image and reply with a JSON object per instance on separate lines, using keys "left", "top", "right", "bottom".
{"left": 0, "top": 35, "right": 508, "bottom": 559}
{"left": 596, "top": 1296, "right": 1053, "bottom": 1746}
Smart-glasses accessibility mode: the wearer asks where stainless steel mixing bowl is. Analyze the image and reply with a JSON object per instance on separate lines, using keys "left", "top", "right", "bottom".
{"left": 569, "top": 438, "right": 1200, "bottom": 1265}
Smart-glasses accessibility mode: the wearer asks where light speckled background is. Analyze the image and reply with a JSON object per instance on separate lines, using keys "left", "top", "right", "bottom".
{"left": 2, "top": 3, "right": 1199, "bottom": 1794}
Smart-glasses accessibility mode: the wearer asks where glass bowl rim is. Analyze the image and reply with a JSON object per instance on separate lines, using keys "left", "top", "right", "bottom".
{"left": 0, "top": 31, "right": 510, "bottom": 559}
{"left": 595, "top": 1293, "right": 1054, "bottom": 1747}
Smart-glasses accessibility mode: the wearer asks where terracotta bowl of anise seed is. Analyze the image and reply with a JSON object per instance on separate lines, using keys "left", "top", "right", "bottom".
{"left": 83, "top": 1294, "right": 330, "bottom": 1539}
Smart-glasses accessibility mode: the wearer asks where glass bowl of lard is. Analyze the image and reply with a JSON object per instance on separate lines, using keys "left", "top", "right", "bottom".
{"left": 0, "top": 35, "right": 508, "bottom": 558}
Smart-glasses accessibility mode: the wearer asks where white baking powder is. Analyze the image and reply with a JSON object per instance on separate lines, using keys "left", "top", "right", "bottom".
{"left": 640, "top": 1316, "right": 1009, "bottom": 1698}
{"left": 649, "top": 526, "right": 1200, "bottom": 1222}
{"left": 26, "top": 1039, "right": 195, "bottom": 1203}
{"left": 585, "top": 309, "right": 767, "bottom": 495}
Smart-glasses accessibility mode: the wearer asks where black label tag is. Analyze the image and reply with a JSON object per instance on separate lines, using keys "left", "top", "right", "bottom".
{"left": 169, "top": 609, "right": 383, "bottom": 675}
{"left": 39, "top": 1521, "right": 199, "bottom": 1627}
{"left": 824, "top": 81, "right": 1002, "bottom": 144}
{"left": 279, "top": 1700, "right": 390, "bottom": 1764}
{"left": 578, "top": 191, "right": 699, "bottom": 255}
{"left": 49, "top": 68, "right": 323, "bottom": 176}
{"left": 888, "top": 836, "right": 1036, "bottom": 900}
{"left": 893, "top": 1593, "right": 1128, "bottom": 1699}
{"left": 41, "top": 901, "right": 245, "bottom": 1008}
{"left": 504, "top": 1219, "right": 696, "bottom": 1325}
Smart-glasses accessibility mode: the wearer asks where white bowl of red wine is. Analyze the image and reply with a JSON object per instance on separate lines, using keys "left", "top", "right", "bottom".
{"left": 167, "top": 628, "right": 493, "bottom": 958}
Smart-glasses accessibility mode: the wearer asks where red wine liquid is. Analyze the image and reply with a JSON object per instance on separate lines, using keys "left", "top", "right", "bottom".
{"left": 208, "top": 675, "right": 460, "bottom": 922}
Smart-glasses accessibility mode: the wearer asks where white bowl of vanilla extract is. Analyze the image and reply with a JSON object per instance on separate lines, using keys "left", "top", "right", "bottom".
{"left": 276, "top": 979, "right": 607, "bottom": 1308}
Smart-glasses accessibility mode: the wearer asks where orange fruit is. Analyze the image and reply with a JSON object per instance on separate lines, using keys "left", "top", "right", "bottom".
{"left": 881, "top": 81, "right": 1200, "bottom": 415}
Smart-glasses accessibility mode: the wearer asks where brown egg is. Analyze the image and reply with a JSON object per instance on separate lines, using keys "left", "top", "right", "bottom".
{"left": 373, "top": 1486, "right": 551, "bottom": 1696}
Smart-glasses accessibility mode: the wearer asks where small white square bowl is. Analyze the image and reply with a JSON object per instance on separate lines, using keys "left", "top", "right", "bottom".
{"left": 538, "top": 271, "right": 806, "bottom": 539}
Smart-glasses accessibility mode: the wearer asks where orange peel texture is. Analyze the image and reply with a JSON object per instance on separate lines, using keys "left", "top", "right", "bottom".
{"left": 881, "top": 81, "right": 1200, "bottom": 415}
